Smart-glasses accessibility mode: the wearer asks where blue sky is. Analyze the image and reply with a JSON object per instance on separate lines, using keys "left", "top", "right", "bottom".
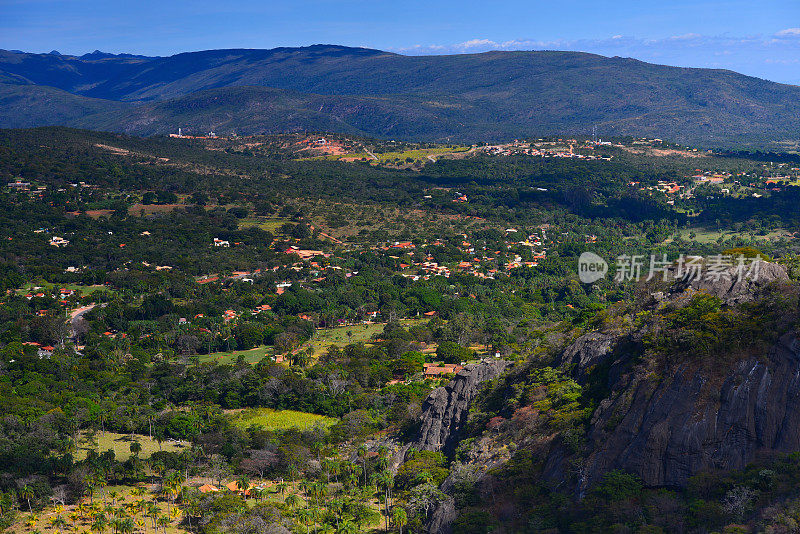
{"left": 2, "top": 0, "right": 799, "bottom": 83}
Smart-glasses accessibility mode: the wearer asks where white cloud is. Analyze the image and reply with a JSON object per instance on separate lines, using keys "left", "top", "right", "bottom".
{"left": 456, "top": 38, "right": 499, "bottom": 50}
{"left": 776, "top": 28, "right": 800, "bottom": 37}
{"left": 669, "top": 33, "right": 702, "bottom": 41}
{"left": 387, "top": 32, "right": 800, "bottom": 84}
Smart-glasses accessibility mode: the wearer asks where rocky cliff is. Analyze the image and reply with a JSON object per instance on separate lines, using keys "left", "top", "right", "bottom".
{"left": 564, "top": 262, "right": 799, "bottom": 489}
{"left": 583, "top": 332, "right": 800, "bottom": 489}
{"left": 413, "top": 360, "right": 509, "bottom": 457}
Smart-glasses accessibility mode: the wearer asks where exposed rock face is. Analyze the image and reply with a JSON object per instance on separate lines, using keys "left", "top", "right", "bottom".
{"left": 583, "top": 332, "right": 800, "bottom": 489}
{"left": 552, "top": 262, "right": 800, "bottom": 490}
{"left": 424, "top": 495, "right": 457, "bottom": 534}
{"left": 558, "top": 332, "right": 617, "bottom": 380}
{"left": 675, "top": 260, "right": 789, "bottom": 305}
{"left": 414, "top": 360, "right": 509, "bottom": 456}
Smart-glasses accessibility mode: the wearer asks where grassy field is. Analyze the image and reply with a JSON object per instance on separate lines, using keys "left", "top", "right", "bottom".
{"left": 371, "top": 146, "right": 469, "bottom": 163}
{"left": 196, "top": 319, "right": 423, "bottom": 365}
{"left": 677, "top": 227, "right": 792, "bottom": 244}
{"left": 75, "top": 432, "right": 187, "bottom": 462}
{"left": 308, "top": 146, "right": 469, "bottom": 163}
{"left": 229, "top": 408, "right": 338, "bottom": 431}
{"left": 16, "top": 281, "right": 109, "bottom": 297}
{"left": 237, "top": 216, "right": 290, "bottom": 232}
{"left": 195, "top": 345, "right": 273, "bottom": 365}
{"left": 304, "top": 322, "right": 385, "bottom": 357}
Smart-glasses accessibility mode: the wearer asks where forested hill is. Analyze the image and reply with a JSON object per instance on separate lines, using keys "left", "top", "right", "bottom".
{"left": 2, "top": 45, "right": 800, "bottom": 145}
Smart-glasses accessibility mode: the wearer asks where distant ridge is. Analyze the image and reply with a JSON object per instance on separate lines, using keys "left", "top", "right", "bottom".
{"left": 1, "top": 45, "right": 799, "bottom": 145}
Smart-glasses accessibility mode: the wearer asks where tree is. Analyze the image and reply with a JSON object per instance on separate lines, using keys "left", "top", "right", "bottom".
{"left": 249, "top": 487, "right": 264, "bottom": 503}
{"left": 285, "top": 493, "right": 301, "bottom": 510}
{"left": 146, "top": 501, "right": 160, "bottom": 529}
{"left": 357, "top": 445, "right": 368, "bottom": 486}
{"left": 723, "top": 486, "right": 757, "bottom": 522}
{"left": 435, "top": 340, "right": 473, "bottom": 364}
{"left": 409, "top": 483, "right": 446, "bottom": 519}
{"left": 19, "top": 484, "right": 34, "bottom": 513}
{"left": 235, "top": 475, "right": 251, "bottom": 498}
{"left": 240, "top": 449, "right": 277, "bottom": 478}
{"left": 376, "top": 470, "right": 395, "bottom": 527}
{"left": 336, "top": 519, "right": 358, "bottom": 534}
{"left": 50, "top": 514, "right": 67, "bottom": 534}
{"left": 91, "top": 517, "right": 108, "bottom": 534}
{"left": 297, "top": 507, "right": 312, "bottom": 534}
{"left": 392, "top": 507, "right": 408, "bottom": 534}
{"left": 157, "top": 514, "right": 170, "bottom": 534}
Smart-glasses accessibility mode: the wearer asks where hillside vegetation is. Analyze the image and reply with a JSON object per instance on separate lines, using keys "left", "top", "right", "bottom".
{"left": 2, "top": 46, "right": 800, "bottom": 145}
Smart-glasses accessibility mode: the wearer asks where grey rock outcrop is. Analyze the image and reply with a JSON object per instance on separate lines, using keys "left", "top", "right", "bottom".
{"left": 675, "top": 260, "right": 789, "bottom": 305}
{"left": 558, "top": 332, "right": 617, "bottom": 380}
{"left": 424, "top": 495, "right": 457, "bottom": 534}
{"left": 583, "top": 331, "right": 800, "bottom": 489}
{"left": 414, "top": 360, "right": 509, "bottom": 456}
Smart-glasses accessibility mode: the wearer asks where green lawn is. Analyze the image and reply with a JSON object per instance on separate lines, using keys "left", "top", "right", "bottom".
{"left": 679, "top": 227, "right": 790, "bottom": 244}
{"left": 75, "top": 432, "right": 187, "bottom": 462}
{"left": 229, "top": 408, "right": 338, "bottom": 431}
{"left": 304, "top": 146, "right": 469, "bottom": 163}
{"left": 16, "top": 281, "right": 110, "bottom": 297}
{"left": 237, "top": 216, "right": 290, "bottom": 232}
{"left": 305, "top": 322, "right": 385, "bottom": 356}
{"left": 196, "top": 319, "right": 423, "bottom": 364}
{"left": 195, "top": 345, "right": 273, "bottom": 365}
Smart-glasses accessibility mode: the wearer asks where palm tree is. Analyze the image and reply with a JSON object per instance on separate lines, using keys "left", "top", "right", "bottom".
{"left": 129, "top": 441, "right": 142, "bottom": 458}
{"left": 235, "top": 475, "right": 251, "bottom": 498}
{"left": 357, "top": 445, "right": 368, "bottom": 486}
{"left": 157, "top": 514, "right": 170, "bottom": 534}
{"left": 336, "top": 519, "right": 358, "bottom": 534}
{"left": 288, "top": 464, "right": 299, "bottom": 482}
{"left": 276, "top": 481, "right": 288, "bottom": 496}
{"left": 77, "top": 502, "right": 92, "bottom": 519}
{"left": 285, "top": 493, "right": 301, "bottom": 510}
{"left": 146, "top": 501, "right": 160, "bottom": 529}
{"left": 298, "top": 479, "right": 311, "bottom": 498}
{"left": 50, "top": 514, "right": 67, "bottom": 534}
{"left": 376, "top": 446, "right": 389, "bottom": 471}
{"left": 297, "top": 507, "right": 312, "bottom": 534}
{"left": 376, "top": 470, "right": 394, "bottom": 528}
{"left": 19, "top": 484, "right": 34, "bottom": 513}
{"left": 392, "top": 507, "right": 408, "bottom": 534}
{"left": 249, "top": 487, "right": 264, "bottom": 503}
{"left": 97, "top": 476, "right": 108, "bottom": 504}
{"left": 169, "top": 507, "right": 182, "bottom": 522}
{"left": 90, "top": 517, "right": 107, "bottom": 534}
{"left": 84, "top": 474, "right": 97, "bottom": 505}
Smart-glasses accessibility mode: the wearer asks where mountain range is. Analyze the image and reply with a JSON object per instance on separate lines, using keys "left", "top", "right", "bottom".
{"left": 2, "top": 45, "right": 799, "bottom": 145}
